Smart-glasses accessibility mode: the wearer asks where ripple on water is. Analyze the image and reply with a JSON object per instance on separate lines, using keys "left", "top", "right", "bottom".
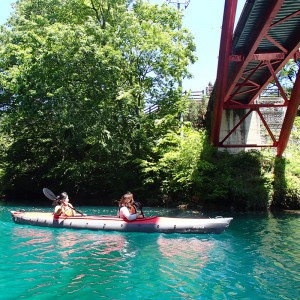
{"left": 1, "top": 207, "right": 300, "bottom": 299}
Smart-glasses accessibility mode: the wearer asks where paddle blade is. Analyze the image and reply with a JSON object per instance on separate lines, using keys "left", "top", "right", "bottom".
{"left": 43, "top": 188, "right": 57, "bottom": 201}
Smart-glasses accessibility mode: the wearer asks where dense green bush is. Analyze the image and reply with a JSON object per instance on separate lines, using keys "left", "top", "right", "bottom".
{"left": 139, "top": 117, "right": 300, "bottom": 211}
{"left": 138, "top": 126, "right": 206, "bottom": 203}
{"left": 272, "top": 117, "right": 300, "bottom": 209}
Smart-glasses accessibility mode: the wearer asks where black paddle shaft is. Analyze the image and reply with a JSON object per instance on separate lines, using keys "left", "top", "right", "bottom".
{"left": 134, "top": 201, "right": 144, "bottom": 217}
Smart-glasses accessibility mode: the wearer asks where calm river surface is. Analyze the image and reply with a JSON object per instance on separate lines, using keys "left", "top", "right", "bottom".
{"left": 0, "top": 205, "right": 299, "bottom": 300}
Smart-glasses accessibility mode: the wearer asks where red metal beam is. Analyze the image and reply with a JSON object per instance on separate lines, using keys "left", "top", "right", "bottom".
{"left": 229, "top": 52, "right": 286, "bottom": 62}
{"left": 256, "top": 109, "right": 277, "bottom": 145}
{"left": 252, "top": 53, "right": 285, "bottom": 61}
{"left": 265, "top": 61, "right": 289, "bottom": 103}
{"left": 277, "top": 68, "right": 300, "bottom": 156}
{"left": 224, "top": 103, "right": 286, "bottom": 109}
{"left": 220, "top": 109, "right": 252, "bottom": 145}
{"left": 227, "top": 61, "right": 263, "bottom": 103}
{"left": 224, "top": 0, "right": 285, "bottom": 102}
{"left": 270, "top": 9, "right": 300, "bottom": 29}
{"left": 211, "top": 0, "right": 237, "bottom": 146}
{"left": 220, "top": 108, "right": 278, "bottom": 147}
{"left": 222, "top": 144, "right": 274, "bottom": 148}
{"left": 243, "top": 46, "right": 300, "bottom": 104}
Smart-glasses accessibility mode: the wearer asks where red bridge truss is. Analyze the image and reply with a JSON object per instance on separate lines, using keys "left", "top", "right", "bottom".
{"left": 210, "top": 0, "right": 300, "bottom": 156}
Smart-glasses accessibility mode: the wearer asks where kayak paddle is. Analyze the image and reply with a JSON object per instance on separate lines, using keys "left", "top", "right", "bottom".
{"left": 134, "top": 201, "right": 144, "bottom": 218}
{"left": 43, "top": 188, "right": 84, "bottom": 216}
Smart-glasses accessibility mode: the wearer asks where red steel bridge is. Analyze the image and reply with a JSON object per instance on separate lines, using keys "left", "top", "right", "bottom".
{"left": 210, "top": 0, "right": 300, "bottom": 156}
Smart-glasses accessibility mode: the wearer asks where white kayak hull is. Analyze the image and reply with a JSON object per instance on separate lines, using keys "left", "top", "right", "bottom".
{"left": 11, "top": 211, "right": 233, "bottom": 234}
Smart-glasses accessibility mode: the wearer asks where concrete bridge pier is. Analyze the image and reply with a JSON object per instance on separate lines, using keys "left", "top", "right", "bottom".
{"left": 219, "top": 109, "right": 261, "bottom": 153}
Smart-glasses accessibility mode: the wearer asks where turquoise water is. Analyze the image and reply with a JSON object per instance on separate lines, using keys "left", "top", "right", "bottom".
{"left": 0, "top": 206, "right": 299, "bottom": 300}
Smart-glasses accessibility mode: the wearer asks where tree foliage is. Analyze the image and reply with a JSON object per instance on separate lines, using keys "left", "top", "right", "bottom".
{"left": 138, "top": 126, "right": 206, "bottom": 201}
{"left": 0, "top": 0, "right": 196, "bottom": 201}
{"left": 268, "top": 59, "right": 300, "bottom": 97}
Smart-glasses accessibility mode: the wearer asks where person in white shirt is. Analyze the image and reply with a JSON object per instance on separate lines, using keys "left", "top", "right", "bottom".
{"left": 117, "top": 192, "right": 143, "bottom": 220}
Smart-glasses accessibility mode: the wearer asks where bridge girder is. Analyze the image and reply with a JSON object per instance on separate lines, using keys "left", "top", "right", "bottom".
{"left": 211, "top": 0, "right": 300, "bottom": 156}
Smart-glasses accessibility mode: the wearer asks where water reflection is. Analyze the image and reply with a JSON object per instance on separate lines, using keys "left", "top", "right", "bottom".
{"left": 156, "top": 236, "right": 214, "bottom": 298}
{"left": 10, "top": 226, "right": 128, "bottom": 272}
{"left": 220, "top": 212, "right": 300, "bottom": 299}
{"left": 250, "top": 212, "right": 300, "bottom": 297}
{"left": 12, "top": 227, "right": 53, "bottom": 246}
{"left": 158, "top": 236, "right": 213, "bottom": 265}
{"left": 8, "top": 226, "right": 130, "bottom": 298}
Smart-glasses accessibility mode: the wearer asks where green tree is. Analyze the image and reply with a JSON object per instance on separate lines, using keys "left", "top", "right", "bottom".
{"left": 138, "top": 126, "right": 207, "bottom": 203}
{"left": 268, "top": 59, "right": 300, "bottom": 97}
{"left": 0, "top": 0, "right": 196, "bottom": 201}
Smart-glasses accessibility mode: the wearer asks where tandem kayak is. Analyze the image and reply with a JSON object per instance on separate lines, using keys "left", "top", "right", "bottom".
{"left": 11, "top": 211, "right": 233, "bottom": 234}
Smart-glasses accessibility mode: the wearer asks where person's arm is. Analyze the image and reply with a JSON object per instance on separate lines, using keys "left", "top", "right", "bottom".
{"left": 54, "top": 205, "right": 62, "bottom": 216}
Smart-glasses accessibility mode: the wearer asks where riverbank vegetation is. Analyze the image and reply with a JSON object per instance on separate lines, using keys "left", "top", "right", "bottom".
{"left": 0, "top": 0, "right": 299, "bottom": 211}
{"left": 136, "top": 112, "right": 300, "bottom": 211}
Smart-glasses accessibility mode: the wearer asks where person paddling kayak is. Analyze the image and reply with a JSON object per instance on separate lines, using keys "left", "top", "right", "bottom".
{"left": 54, "top": 192, "right": 75, "bottom": 217}
{"left": 117, "top": 192, "right": 144, "bottom": 221}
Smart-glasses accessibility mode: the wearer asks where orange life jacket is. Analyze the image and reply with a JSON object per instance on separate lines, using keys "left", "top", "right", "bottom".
{"left": 129, "top": 205, "right": 137, "bottom": 214}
